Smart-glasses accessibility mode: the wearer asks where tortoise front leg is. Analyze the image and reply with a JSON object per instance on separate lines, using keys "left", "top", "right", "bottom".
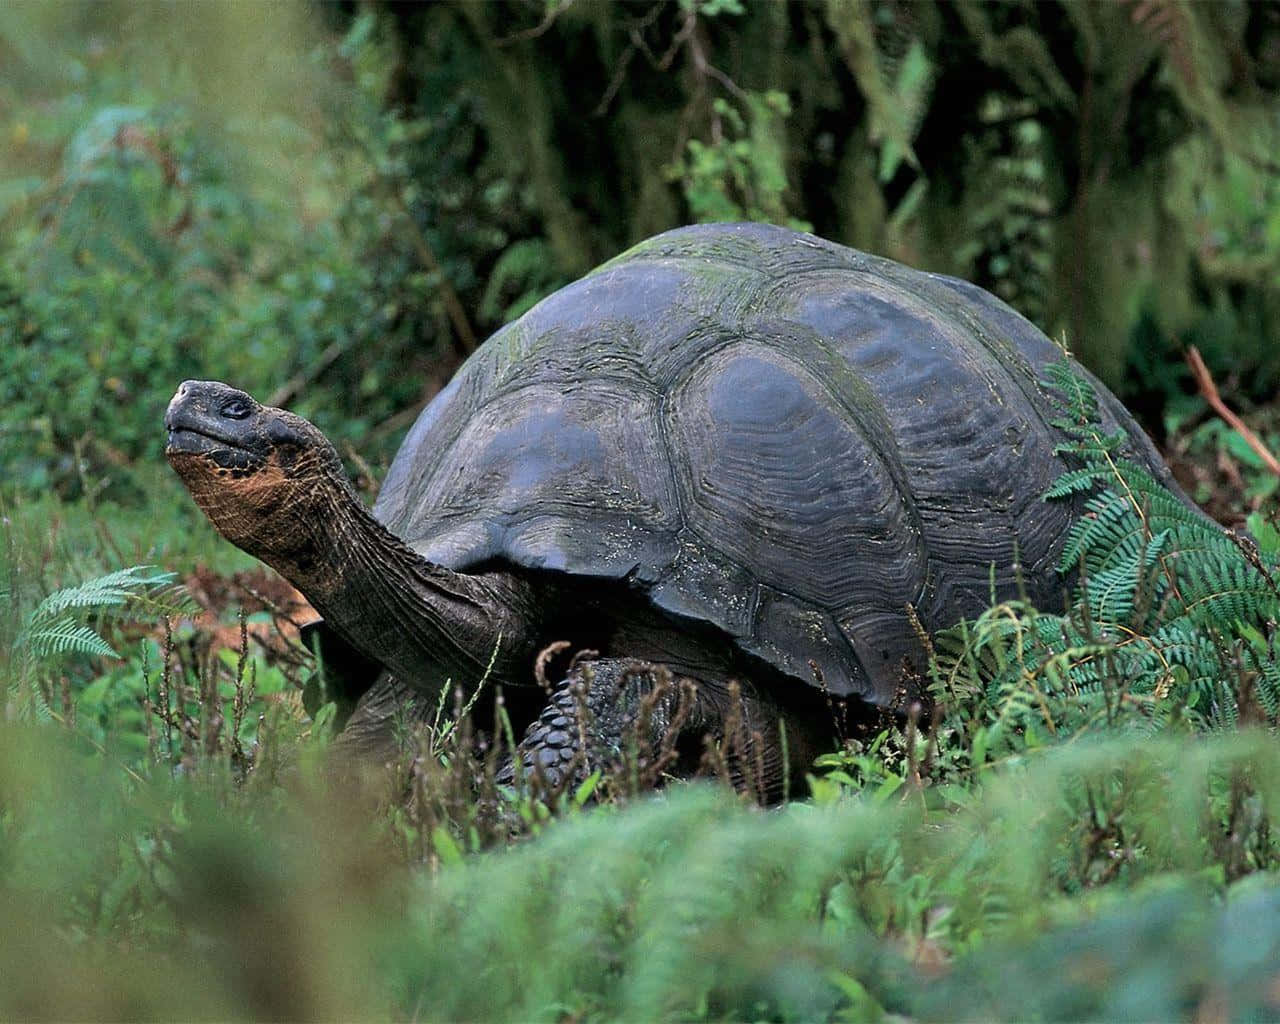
{"left": 329, "top": 672, "right": 433, "bottom": 763}
{"left": 502, "top": 659, "right": 812, "bottom": 800}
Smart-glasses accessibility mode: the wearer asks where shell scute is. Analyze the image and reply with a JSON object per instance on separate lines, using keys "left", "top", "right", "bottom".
{"left": 666, "top": 341, "right": 925, "bottom": 612}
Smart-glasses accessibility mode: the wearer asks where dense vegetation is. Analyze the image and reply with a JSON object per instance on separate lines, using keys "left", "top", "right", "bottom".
{"left": 1, "top": 2, "right": 1278, "bottom": 1020}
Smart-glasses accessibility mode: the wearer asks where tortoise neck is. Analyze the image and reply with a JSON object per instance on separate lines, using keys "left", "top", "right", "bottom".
{"left": 280, "top": 480, "right": 540, "bottom": 699}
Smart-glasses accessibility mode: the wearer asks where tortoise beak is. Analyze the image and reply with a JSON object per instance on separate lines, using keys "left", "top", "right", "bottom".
{"left": 164, "top": 379, "right": 213, "bottom": 432}
{"left": 164, "top": 380, "right": 257, "bottom": 456}
{"left": 166, "top": 381, "right": 213, "bottom": 456}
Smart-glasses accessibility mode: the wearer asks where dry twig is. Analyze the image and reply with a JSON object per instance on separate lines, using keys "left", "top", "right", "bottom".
{"left": 1186, "top": 346, "right": 1280, "bottom": 478}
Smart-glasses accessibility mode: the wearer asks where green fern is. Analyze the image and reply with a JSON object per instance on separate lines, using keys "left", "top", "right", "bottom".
{"left": 953, "top": 94, "right": 1055, "bottom": 328}
{"left": 929, "top": 357, "right": 1280, "bottom": 755}
{"left": 26, "top": 621, "right": 119, "bottom": 661}
{"left": 1040, "top": 357, "right": 1101, "bottom": 426}
{"left": 19, "top": 566, "right": 181, "bottom": 660}
{"left": 7, "top": 565, "right": 190, "bottom": 721}
{"left": 28, "top": 566, "right": 182, "bottom": 630}
{"left": 826, "top": 0, "right": 933, "bottom": 183}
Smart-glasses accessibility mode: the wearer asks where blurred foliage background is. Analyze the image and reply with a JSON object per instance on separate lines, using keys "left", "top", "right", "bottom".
{"left": 2, "top": 2, "right": 1280, "bottom": 1020}
{"left": 2, "top": 0, "right": 1278, "bottom": 503}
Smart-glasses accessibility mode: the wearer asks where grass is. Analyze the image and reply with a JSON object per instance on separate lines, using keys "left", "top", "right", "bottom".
{"left": 3, "top": 471, "right": 1280, "bottom": 1021}
{"left": 3, "top": 717, "right": 1279, "bottom": 1020}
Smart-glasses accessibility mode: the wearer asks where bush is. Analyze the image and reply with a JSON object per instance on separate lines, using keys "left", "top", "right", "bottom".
{"left": 0, "top": 8, "right": 486, "bottom": 501}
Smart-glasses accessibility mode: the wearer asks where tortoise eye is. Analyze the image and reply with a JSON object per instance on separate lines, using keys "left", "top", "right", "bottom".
{"left": 220, "top": 398, "right": 252, "bottom": 420}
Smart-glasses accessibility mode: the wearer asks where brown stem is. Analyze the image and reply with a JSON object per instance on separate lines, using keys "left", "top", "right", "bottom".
{"left": 349, "top": 124, "right": 480, "bottom": 355}
{"left": 494, "top": 0, "right": 575, "bottom": 46}
{"left": 267, "top": 338, "right": 349, "bottom": 408}
{"left": 397, "top": 204, "right": 479, "bottom": 354}
{"left": 1186, "top": 345, "right": 1280, "bottom": 477}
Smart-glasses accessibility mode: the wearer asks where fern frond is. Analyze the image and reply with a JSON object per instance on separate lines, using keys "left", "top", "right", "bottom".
{"left": 1176, "top": 557, "right": 1280, "bottom": 627}
{"left": 1040, "top": 359, "right": 1099, "bottom": 426}
{"left": 13, "top": 678, "right": 56, "bottom": 723}
{"left": 940, "top": 357, "right": 1280, "bottom": 740}
{"left": 26, "top": 619, "right": 118, "bottom": 659}
{"left": 125, "top": 581, "right": 198, "bottom": 619}
{"left": 30, "top": 566, "right": 175, "bottom": 625}
{"left": 17, "top": 565, "right": 181, "bottom": 669}
{"left": 1059, "top": 491, "right": 1142, "bottom": 572}
{"left": 1137, "top": 487, "right": 1228, "bottom": 548}
{"left": 1043, "top": 466, "right": 1112, "bottom": 499}
{"left": 1253, "top": 658, "right": 1280, "bottom": 719}
{"left": 1036, "top": 642, "right": 1114, "bottom": 695}
{"left": 1053, "top": 430, "right": 1126, "bottom": 459}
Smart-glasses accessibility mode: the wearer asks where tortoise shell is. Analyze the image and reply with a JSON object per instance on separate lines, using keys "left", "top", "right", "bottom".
{"left": 373, "top": 223, "right": 1167, "bottom": 703}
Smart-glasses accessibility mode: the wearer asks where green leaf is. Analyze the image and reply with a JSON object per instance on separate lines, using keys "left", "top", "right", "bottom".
{"left": 573, "top": 770, "right": 601, "bottom": 808}
{"left": 77, "top": 676, "right": 115, "bottom": 708}
{"left": 27, "top": 619, "right": 118, "bottom": 660}
{"left": 431, "top": 825, "right": 464, "bottom": 867}
{"left": 872, "top": 774, "right": 905, "bottom": 803}
{"left": 1247, "top": 513, "right": 1280, "bottom": 556}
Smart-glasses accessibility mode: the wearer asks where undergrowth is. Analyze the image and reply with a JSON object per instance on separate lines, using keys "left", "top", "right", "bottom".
{"left": 2, "top": 359, "right": 1278, "bottom": 1020}
{"left": 2, "top": 724, "right": 1278, "bottom": 1021}
{"left": 916, "top": 360, "right": 1280, "bottom": 779}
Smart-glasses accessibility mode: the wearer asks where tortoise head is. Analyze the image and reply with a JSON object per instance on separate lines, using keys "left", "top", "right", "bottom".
{"left": 165, "top": 380, "right": 349, "bottom": 563}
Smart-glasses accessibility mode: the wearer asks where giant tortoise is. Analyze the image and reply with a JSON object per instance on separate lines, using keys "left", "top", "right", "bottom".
{"left": 165, "top": 222, "right": 1178, "bottom": 794}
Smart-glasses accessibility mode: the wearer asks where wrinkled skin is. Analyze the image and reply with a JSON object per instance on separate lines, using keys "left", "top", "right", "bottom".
{"left": 166, "top": 381, "right": 347, "bottom": 564}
